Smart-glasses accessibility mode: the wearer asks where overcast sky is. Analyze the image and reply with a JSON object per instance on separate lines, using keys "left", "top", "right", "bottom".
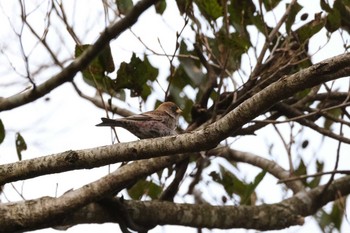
{"left": 0, "top": 1, "right": 349, "bottom": 232}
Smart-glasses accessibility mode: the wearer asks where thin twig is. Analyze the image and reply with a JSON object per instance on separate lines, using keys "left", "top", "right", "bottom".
{"left": 251, "top": 0, "right": 297, "bottom": 78}
{"left": 254, "top": 101, "right": 350, "bottom": 124}
{"left": 278, "top": 170, "right": 350, "bottom": 184}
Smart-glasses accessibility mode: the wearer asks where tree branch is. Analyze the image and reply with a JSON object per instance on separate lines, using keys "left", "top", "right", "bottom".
{"left": 1, "top": 53, "right": 350, "bottom": 185}
{"left": 121, "top": 175, "right": 350, "bottom": 229}
{"left": 0, "top": 154, "right": 186, "bottom": 232}
{"left": 6, "top": 175, "right": 350, "bottom": 232}
{"left": 275, "top": 103, "right": 350, "bottom": 143}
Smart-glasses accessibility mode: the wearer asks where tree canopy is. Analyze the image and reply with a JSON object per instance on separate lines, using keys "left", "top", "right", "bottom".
{"left": 0, "top": 0, "right": 350, "bottom": 232}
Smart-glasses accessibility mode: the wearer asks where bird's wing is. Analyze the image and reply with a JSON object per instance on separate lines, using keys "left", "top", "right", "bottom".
{"left": 126, "top": 112, "right": 163, "bottom": 122}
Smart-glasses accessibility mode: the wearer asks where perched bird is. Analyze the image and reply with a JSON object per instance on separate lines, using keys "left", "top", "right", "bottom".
{"left": 96, "top": 102, "right": 182, "bottom": 139}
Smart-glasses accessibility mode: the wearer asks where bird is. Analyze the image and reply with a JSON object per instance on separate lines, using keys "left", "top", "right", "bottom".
{"left": 96, "top": 102, "right": 182, "bottom": 139}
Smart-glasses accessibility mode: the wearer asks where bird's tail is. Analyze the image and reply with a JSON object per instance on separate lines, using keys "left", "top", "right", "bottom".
{"left": 96, "top": 118, "right": 120, "bottom": 127}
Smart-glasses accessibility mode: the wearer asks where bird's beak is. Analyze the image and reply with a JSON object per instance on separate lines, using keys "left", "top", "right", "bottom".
{"left": 176, "top": 108, "right": 182, "bottom": 114}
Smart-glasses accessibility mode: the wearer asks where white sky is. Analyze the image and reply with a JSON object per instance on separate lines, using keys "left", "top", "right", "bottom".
{"left": 0, "top": 0, "right": 349, "bottom": 232}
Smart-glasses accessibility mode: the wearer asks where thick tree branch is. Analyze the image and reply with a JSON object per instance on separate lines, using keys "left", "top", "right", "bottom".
{"left": 121, "top": 175, "right": 350, "bottom": 229}
{"left": 0, "top": 154, "right": 186, "bottom": 232}
{"left": 1, "top": 53, "right": 350, "bottom": 185}
{"left": 0, "top": 0, "right": 159, "bottom": 111}
{"left": 7, "top": 175, "right": 350, "bottom": 232}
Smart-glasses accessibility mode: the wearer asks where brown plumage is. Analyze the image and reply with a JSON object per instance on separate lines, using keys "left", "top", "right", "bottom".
{"left": 96, "top": 102, "right": 182, "bottom": 139}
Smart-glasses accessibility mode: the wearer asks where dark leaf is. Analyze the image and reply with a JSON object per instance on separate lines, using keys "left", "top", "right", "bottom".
{"left": 167, "top": 64, "right": 196, "bottom": 116}
{"left": 75, "top": 44, "right": 117, "bottom": 96}
{"left": 334, "top": 0, "right": 350, "bottom": 25}
{"left": 115, "top": 53, "right": 158, "bottom": 100}
{"left": 308, "top": 160, "right": 324, "bottom": 188}
{"left": 250, "top": 13, "right": 269, "bottom": 34}
{"left": 296, "top": 12, "right": 325, "bottom": 43}
{"left": 315, "top": 199, "right": 346, "bottom": 233}
{"left": 315, "top": 209, "right": 334, "bottom": 233}
{"left": 285, "top": 2, "right": 303, "bottom": 33}
{"left": 155, "top": 0, "right": 167, "bottom": 15}
{"left": 207, "top": 31, "right": 250, "bottom": 73}
{"left": 241, "top": 170, "right": 266, "bottom": 205}
{"left": 324, "top": 108, "right": 342, "bottom": 130}
{"left": 329, "top": 199, "right": 346, "bottom": 230}
{"left": 15, "top": 132, "right": 27, "bottom": 161}
{"left": 0, "top": 119, "right": 5, "bottom": 144}
{"left": 294, "top": 159, "right": 307, "bottom": 185}
{"left": 194, "top": 0, "right": 222, "bottom": 21}
{"left": 320, "top": 0, "right": 332, "bottom": 12}
{"left": 116, "top": 0, "right": 133, "bottom": 15}
{"left": 295, "top": 88, "right": 311, "bottom": 100}
{"left": 169, "top": 65, "right": 195, "bottom": 89}
{"left": 209, "top": 166, "right": 247, "bottom": 199}
{"left": 262, "top": 0, "right": 281, "bottom": 11}
{"left": 127, "top": 179, "right": 163, "bottom": 200}
{"left": 229, "top": 0, "right": 256, "bottom": 33}
{"left": 326, "top": 8, "right": 342, "bottom": 32}
{"left": 75, "top": 44, "right": 115, "bottom": 74}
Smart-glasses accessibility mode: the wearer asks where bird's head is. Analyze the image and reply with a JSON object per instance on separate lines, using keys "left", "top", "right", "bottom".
{"left": 157, "top": 102, "right": 182, "bottom": 119}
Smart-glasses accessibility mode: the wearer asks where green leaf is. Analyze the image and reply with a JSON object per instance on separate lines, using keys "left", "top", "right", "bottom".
{"left": 15, "top": 132, "right": 27, "bottom": 161}
{"left": 75, "top": 44, "right": 115, "bottom": 74}
{"left": 322, "top": 0, "right": 350, "bottom": 36}
{"left": 0, "top": 119, "right": 5, "bottom": 144}
{"left": 326, "top": 8, "right": 342, "bottom": 32}
{"left": 170, "top": 65, "right": 195, "bottom": 89}
{"left": 116, "top": 0, "right": 133, "bottom": 15}
{"left": 295, "top": 88, "right": 311, "bottom": 100}
{"left": 207, "top": 31, "right": 250, "bottom": 73}
{"left": 330, "top": 199, "right": 346, "bottom": 230}
{"left": 315, "top": 209, "right": 333, "bottom": 232}
{"left": 209, "top": 166, "right": 247, "bottom": 199}
{"left": 263, "top": 0, "right": 281, "bottom": 11}
{"left": 335, "top": 0, "right": 350, "bottom": 27}
{"left": 324, "top": 108, "right": 342, "bottom": 130}
{"left": 194, "top": 0, "right": 222, "bottom": 21}
{"left": 315, "top": 199, "right": 346, "bottom": 232}
{"left": 155, "top": 0, "right": 167, "bottom": 15}
{"left": 308, "top": 160, "right": 324, "bottom": 188}
{"left": 285, "top": 2, "right": 303, "bottom": 33}
{"left": 251, "top": 13, "right": 269, "bottom": 34}
{"left": 294, "top": 159, "right": 307, "bottom": 185}
{"left": 241, "top": 170, "right": 266, "bottom": 205}
{"left": 127, "top": 179, "right": 163, "bottom": 200}
{"left": 75, "top": 44, "right": 118, "bottom": 96}
{"left": 229, "top": 0, "right": 256, "bottom": 34}
{"left": 115, "top": 53, "right": 158, "bottom": 100}
{"left": 320, "top": 0, "right": 332, "bottom": 12}
{"left": 296, "top": 12, "right": 325, "bottom": 43}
